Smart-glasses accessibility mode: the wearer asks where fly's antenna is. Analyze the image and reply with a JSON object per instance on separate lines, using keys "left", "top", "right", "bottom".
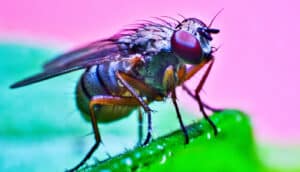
{"left": 208, "top": 8, "right": 224, "bottom": 28}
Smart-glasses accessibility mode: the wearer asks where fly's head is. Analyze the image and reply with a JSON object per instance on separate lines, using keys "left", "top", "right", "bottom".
{"left": 171, "top": 18, "right": 219, "bottom": 64}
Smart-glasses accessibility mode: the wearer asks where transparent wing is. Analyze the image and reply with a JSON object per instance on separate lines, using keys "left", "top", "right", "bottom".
{"left": 10, "top": 17, "right": 177, "bottom": 89}
{"left": 43, "top": 39, "right": 119, "bottom": 70}
{"left": 10, "top": 38, "right": 122, "bottom": 88}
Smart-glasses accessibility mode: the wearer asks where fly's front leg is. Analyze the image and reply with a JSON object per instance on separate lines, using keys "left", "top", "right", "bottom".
{"left": 116, "top": 72, "right": 153, "bottom": 145}
{"left": 164, "top": 65, "right": 189, "bottom": 144}
{"left": 68, "top": 95, "right": 140, "bottom": 172}
{"left": 171, "top": 90, "right": 189, "bottom": 144}
{"left": 181, "top": 58, "right": 219, "bottom": 136}
{"left": 179, "top": 59, "right": 221, "bottom": 112}
{"left": 182, "top": 84, "right": 223, "bottom": 112}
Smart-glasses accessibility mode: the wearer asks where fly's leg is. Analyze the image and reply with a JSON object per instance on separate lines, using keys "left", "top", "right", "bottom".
{"left": 164, "top": 65, "right": 189, "bottom": 144}
{"left": 116, "top": 72, "right": 153, "bottom": 146}
{"left": 137, "top": 107, "right": 144, "bottom": 146}
{"left": 179, "top": 59, "right": 220, "bottom": 111}
{"left": 182, "top": 58, "right": 218, "bottom": 136}
{"left": 67, "top": 97, "right": 101, "bottom": 172}
{"left": 182, "top": 84, "right": 223, "bottom": 112}
{"left": 67, "top": 95, "right": 141, "bottom": 172}
{"left": 171, "top": 90, "right": 189, "bottom": 144}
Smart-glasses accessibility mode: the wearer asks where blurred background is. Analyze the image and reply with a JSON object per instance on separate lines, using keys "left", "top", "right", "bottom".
{"left": 0, "top": 0, "right": 299, "bottom": 171}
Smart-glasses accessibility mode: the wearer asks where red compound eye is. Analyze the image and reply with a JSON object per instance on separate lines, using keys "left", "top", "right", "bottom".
{"left": 171, "top": 30, "right": 202, "bottom": 64}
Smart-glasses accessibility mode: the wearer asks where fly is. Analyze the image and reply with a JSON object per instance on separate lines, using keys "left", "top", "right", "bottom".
{"left": 11, "top": 14, "right": 221, "bottom": 171}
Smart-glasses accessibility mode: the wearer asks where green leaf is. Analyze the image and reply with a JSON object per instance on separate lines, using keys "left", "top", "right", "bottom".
{"left": 80, "top": 110, "right": 264, "bottom": 172}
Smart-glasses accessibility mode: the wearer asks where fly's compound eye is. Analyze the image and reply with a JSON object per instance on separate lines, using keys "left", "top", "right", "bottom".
{"left": 171, "top": 30, "right": 202, "bottom": 64}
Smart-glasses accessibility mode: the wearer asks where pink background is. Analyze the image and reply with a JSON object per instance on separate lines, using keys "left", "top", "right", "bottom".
{"left": 1, "top": 0, "right": 299, "bottom": 144}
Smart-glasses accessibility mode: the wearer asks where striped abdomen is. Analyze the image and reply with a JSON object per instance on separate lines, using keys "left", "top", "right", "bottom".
{"left": 76, "top": 62, "right": 137, "bottom": 123}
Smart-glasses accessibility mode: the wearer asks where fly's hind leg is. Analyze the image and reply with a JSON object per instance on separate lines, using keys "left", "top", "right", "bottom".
{"left": 67, "top": 95, "right": 141, "bottom": 172}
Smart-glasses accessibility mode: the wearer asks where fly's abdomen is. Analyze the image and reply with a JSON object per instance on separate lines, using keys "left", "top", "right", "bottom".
{"left": 76, "top": 64, "right": 137, "bottom": 123}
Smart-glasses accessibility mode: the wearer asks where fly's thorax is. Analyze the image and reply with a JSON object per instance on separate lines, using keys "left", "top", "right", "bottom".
{"left": 118, "top": 25, "right": 173, "bottom": 55}
{"left": 136, "top": 52, "right": 183, "bottom": 93}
